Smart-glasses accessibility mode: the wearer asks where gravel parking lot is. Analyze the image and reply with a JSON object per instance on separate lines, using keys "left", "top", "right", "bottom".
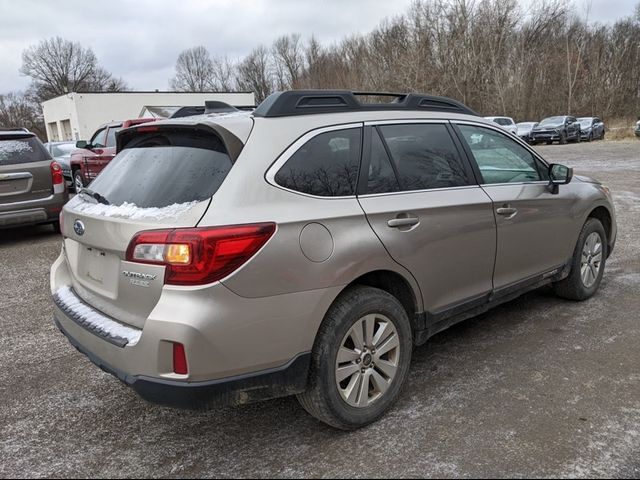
{"left": 1, "top": 140, "right": 639, "bottom": 478}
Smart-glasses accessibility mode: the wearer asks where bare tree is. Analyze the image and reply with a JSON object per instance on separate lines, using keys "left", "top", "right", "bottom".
{"left": 272, "top": 34, "right": 305, "bottom": 89}
{"left": 20, "top": 37, "right": 127, "bottom": 102}
{"left": 211, "top": 56, "right": 237, "bottom": 91}
{"left": 170, "top": 46, "right": 215, "bottom": 91}
{"left": 236, "top": 46, "right": 274, "bottom": 102}
{"left": 0, "top": 92, "right": 46, "bottom": 139}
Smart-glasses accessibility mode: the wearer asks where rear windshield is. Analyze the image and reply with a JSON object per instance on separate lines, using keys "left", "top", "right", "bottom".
{"left": 87, "top": 129, "right": 233, "bottom": 208}
{"left": 0, "top": 137, "right": 50, "bottom": 165}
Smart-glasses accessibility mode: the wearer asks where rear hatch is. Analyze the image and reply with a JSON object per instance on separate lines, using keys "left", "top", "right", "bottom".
{"left": 0, "top": 134, "right": 53, "bottom": 205}
{"left": 60, "top": 124, "right": 241, "bottom": 329}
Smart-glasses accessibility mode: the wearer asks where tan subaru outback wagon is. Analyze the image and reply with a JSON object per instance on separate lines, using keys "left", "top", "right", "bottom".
{"left": 51, "top": 91, "right": 616, "bottom": 429}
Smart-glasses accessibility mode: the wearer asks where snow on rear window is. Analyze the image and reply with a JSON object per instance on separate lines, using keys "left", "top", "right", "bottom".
{"left": 70, "top": 196, "right": 200, "bottom": 220}
{"left": 0, "top": 140, "right": 33, "bottom": 163}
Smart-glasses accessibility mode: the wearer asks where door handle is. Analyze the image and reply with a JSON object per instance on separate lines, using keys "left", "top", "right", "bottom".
{"left": 387, "top": 216, "right": 420, "bottom": 228}
{"left": 496, "top": 206, "right": 518, "bottom": 217}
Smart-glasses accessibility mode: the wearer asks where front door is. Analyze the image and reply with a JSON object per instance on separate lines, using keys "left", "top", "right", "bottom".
{"left": 454, "top": 123, "right": 579, "bottom": 290}
{"left": 357, "top": 123, "right": 497, "bottom": 314}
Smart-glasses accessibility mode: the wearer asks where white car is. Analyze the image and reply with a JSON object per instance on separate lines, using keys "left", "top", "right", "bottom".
{"left": 485, "top": 116, "right": 518, "bottom": 135}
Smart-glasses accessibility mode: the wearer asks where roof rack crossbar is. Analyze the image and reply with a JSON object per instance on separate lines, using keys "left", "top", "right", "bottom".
{"left": 253, "top": 90, "right": 478, "bottom": 118}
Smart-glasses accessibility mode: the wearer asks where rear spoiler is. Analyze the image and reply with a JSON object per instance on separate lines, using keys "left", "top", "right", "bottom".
{"left": 115, "top": 123, "right": 245, "bottom": 162}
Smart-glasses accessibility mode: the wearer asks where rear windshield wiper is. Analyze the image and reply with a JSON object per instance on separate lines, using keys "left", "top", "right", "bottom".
{"left": 81, "top": 188, "right": 110, "bottom": 205}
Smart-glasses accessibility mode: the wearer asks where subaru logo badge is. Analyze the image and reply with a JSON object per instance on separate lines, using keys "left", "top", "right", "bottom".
{"left": 73, "top": 220, "right": 85, "bottom": 236}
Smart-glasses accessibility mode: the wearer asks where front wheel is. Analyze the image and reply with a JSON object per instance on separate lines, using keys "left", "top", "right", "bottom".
{"left": 559, "top": 131, "right": 568, "bottom": 144}
{"left": 297, "top": 286, "right": 413, "bottom": 430}
{"left": 554, "top": 218, "right": 607, "bottom": 301}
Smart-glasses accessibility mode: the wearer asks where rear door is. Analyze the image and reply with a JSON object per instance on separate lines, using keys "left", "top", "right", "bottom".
{"left": 454, "top": 122, "right": 578, "bottom": 290}
{"left": 0, "top": 135, "right": 53, "bottom": 205}
{"left": 357, "top": 122, "right": 496, "bottom": 314}
{"left": 61, "top": 126, "right": 236, "bottom": 328}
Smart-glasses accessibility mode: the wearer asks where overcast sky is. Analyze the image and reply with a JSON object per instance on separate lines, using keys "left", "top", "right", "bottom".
{"left": 0, "top": 0, "right": 637, "bottom": 94}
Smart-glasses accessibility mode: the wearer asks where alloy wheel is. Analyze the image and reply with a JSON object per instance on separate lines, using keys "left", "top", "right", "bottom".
{"left": 335, "top": 313, "right": 400, "bottom": 408}
{"left": 581, "top": 232, "right": 603, "bottom": 288}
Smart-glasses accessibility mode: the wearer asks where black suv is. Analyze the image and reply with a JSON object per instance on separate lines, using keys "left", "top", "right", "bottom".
{"left": 530, "top": 116, "right": 581, "bottom": 145}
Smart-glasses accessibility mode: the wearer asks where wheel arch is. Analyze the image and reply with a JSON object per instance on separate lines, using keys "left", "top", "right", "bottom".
{"left": 587, "top": 205, "right": 613, "bottom": 255}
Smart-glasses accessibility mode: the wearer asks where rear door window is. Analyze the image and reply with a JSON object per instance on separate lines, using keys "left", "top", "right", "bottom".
{"left": 274, "top": 128, "right": 361, "bottom": 197}
{"left": 377, "top": 123, "right": 471, "bottom": 191}
{"left": 0, "top": 137, "right": 50, "bottom": 165}
{"left": 87, "top": 129, "right": 234, "bottom": 208}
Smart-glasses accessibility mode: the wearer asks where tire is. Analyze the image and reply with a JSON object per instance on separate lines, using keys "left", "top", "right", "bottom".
{"left": 73, "top": 170, "right": 84, "bottom": 193}
{"left": 52, "top": 221, "right": 61, "bottom": 234}
{"left": 553, "top": 218, "right": 607, "bottom": 301}
{"left": 575, "top": 132, "right": 581, "bottom": 143}
{"left": 588, "top": 132, "right": 593, "bottom": 142}
{"left": 546, "top": 140, "right": 553, "bottom": 145}
{"left": 601, "top": 130, "right": 605, "bottom": 140}
{"left": 297, "top": 285, "right": 413, "bottom": 430}
{"left": 559, "top": 131, "right": 568, "bottom": 145}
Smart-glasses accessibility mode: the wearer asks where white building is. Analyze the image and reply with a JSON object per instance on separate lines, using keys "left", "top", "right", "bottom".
{"left": 41, "top": 91, "right": 255, "bottom": 142}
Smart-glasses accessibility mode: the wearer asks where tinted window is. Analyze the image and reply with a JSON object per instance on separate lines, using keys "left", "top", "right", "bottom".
{"left": 367, "top": 129, "right": 400, "bottom": 194}
{"left": 275, "top": 128, "right": 361, "bottom": 197}
{"left": 458, "top": 125, "right": 548, "bottom": 184}
{"left": 106, "top": 127, "right": 121, "bottom": 148}
{"left": 378, "top": 124, "right": 470, "bottom": 191}
{"left": 87, "top": 130, "right": 233, "bottom": 208}
{"left": 91, "top": 128, "right": 107, "bottom": 148}
{"left": 0, "top": 137, "right": 50, "bottom": 165}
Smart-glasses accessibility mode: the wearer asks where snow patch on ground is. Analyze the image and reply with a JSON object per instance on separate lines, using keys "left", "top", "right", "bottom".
{"left": 72, "top": 197, "right": 199, "bottom": 220}
{"left": 55, "top": 286, "right": 142, "bottom": 346}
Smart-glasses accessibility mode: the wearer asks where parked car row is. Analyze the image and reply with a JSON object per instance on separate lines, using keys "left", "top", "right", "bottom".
{"left": 486, "top": 115, "right": 606, "bottom": 145}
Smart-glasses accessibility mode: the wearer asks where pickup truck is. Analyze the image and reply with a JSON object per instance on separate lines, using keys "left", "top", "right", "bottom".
{"left": 70, "top": 118, "right": 156, "bottom": 192}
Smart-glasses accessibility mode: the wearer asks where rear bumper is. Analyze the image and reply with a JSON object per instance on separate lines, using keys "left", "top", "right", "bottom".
{"left": 54, "top": 315, "right": 310, "bottom": 409}
{"left": 0, "top": 192, "right": 67, "bottom": 228}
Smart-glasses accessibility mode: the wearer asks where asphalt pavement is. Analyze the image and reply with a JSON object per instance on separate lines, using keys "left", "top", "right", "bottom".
{"left": 1, "top": 140, "right": 639, "bottom": 478}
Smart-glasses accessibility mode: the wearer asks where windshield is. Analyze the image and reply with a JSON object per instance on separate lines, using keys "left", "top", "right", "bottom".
{"left": 87, "top": 129, "right": 233, "bottom": 208}
{"left": 577, "top": 118, "right": 593, "bottom": 127}
{"left": 51, "top": 143, "right": 75, "bottom": 157}
{"left": 517, "top": 122, "right": 536, "bottom": 130}
{"left": 0, "top": 137, "right": 50, "bottom": 165}
{"left": 540, "top": 117, "right": 565, "bottom": 127}
{"left": 493, "top": 118, "right": 513, "bottom": 126}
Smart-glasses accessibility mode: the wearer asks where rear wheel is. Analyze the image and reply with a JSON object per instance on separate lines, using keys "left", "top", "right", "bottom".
{"left": 554, "top": 218, "right": 607, "bottom": 301}
{"left": 73, "top": 170, "right": 84, "bottom": 193}
{"left": 297, "top": 286, "right": 413, "bottom": 430}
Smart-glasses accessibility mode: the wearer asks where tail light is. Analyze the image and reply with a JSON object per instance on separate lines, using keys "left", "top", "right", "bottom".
{"left": 173, "top": 343, "right": 188, "bottom": 375}
{"left": 51, "top": 161, "right": 65, "bottom": 193}
{"left": 126, "top": 223, "right": 276, "bottom": 286}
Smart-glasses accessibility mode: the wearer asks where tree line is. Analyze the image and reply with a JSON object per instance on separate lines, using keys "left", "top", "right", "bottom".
{"left": 2, "top": 0, "right": 639, "bottom": 140}
{"left": 172, "top": 0, "right": 640, "bottom": 121}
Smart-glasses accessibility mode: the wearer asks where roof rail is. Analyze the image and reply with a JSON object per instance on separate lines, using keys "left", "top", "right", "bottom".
{"left": 253, "top": 90, "right": 479, "bottom": 118}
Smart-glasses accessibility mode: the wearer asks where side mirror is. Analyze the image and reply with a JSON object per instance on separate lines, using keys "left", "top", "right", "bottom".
{"left": 548, "top": 163, "right": 573, "bottom": 193}
{"left": 76, "top": 140, "right": 89, "bottom": 149}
